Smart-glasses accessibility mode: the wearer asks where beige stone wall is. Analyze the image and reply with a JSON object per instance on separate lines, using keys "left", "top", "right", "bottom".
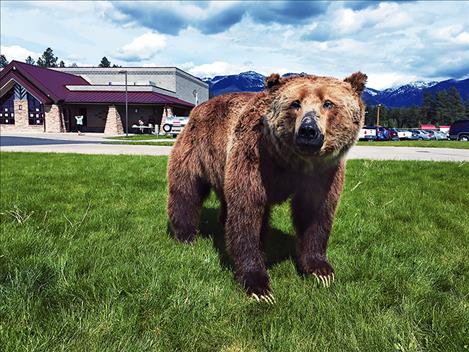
{"left": 104, "top": 105, "right": 124, "bottom": 135}
{"left": 14, "top": 99, "right": 29, "bottom": 129}
{"left": 44, "top": 104, "right": 65, "bottom": 133}
{"left": 0, "top": 99, "right": 44, "bottom": 133}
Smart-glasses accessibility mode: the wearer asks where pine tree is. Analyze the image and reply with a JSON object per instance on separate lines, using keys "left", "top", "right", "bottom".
{"left": 0, "top": 54, "right": 8, "bottom": 68}
{"left": 393, "top": 108, "right": 407, "bottom": 128}
{"left": 408, "top": 106, "right": 421, "bottom": 127}
{"left": 446, "top": 86, "right": 465, "bottom": 123}
{"left": 37, "top": 48, "right": 59, "bottom": 67}
{"left": 421, "top": 91, "right": 436, "bottom": 122}
{"left": 465, "top": 95, "right": 469, "bottom": 119}
{"left": 434, "top": 90, "right": 450, "bottom": 124}
{"left": 366, "top": 105, "right": 378, "bottom": 126}
{"left": 59, "top": 60, "right": 66, "bottom": 68}
{"left": 25, "top": 56, "right": 35, "bottom": 65}
{"left": 99, "top": 57, "right": 111, "bottom": 67}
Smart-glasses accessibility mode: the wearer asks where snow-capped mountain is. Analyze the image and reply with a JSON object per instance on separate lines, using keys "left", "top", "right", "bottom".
{"left": 406, "top": 81, "right": 439, "bottom": 89}
{"left": 364, "top": 88, "right": 380, "bottom": 96}
{"left": 202, "top": 71, "right": 265, "bottom": 96}
{"left": 202, "top": 72, "right": 468, "bottom": 107}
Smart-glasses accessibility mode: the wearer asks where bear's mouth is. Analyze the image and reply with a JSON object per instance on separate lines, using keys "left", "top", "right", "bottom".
{"left": 295, "top": 135, "right": 324, "bottom": 154}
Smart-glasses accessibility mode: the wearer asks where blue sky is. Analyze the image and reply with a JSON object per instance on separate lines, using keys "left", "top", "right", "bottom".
{"left": 1, "top": 0, "right": 469, "bottom": 89}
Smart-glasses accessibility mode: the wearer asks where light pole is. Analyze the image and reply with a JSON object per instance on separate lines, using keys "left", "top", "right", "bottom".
{"left": 119, "top": 70, "right": 129, "bottom": 137}
{"left": 376, "top": 104, "right": 381, "bottom": 126}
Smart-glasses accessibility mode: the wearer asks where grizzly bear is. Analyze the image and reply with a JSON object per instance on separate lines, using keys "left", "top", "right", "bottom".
{"left": 167, "top": 72, "right": 367, "bottom": 303}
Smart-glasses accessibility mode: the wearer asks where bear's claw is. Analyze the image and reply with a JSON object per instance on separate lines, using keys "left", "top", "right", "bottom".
{"left": 250, "top": 292, "right": 276, "bottom": 304}
{"left": 312, "top": 273, "right": 334, "bottom": 288}
{"left": 174, "top": 232, "right": 196, "bottom": 244}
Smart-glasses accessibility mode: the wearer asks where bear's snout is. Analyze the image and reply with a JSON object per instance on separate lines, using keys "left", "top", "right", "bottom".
{"left": 296, "top": 112, "right": 324, "bottom": 151}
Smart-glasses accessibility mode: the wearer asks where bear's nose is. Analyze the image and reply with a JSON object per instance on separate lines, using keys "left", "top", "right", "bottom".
{"left": 296, "top": 113, "right": 324, "bottom": 150}
{"left": 298, "top": 119, "right": 318, "bottom": 139}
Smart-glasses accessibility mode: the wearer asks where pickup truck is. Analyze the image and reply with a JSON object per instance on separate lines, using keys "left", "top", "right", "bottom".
{"left": 396, "top": 128, "right": 413, "bottom": 140}
{"left": 449, "top": 120, "right": 469, "bottom": 141}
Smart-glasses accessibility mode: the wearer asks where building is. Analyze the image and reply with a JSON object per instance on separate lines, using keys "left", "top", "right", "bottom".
{"left": 0, "top": 61, "right": 208, "bottom": 134}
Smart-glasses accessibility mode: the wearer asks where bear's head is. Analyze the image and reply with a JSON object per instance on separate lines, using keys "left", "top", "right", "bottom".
{"left": 264, "top": 72, "right": 367, "bottom": 163}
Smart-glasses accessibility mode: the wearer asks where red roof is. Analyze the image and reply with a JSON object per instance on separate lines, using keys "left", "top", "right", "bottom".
{"left": 0, "top": 69, "right": 51, "bottom": 103}
{"left": 64, "top": 91, "right": 194, "bottom": 107}
{"left": 0, "top": 60, "right": 194, "bottom": 107}
{"left": 1, "top": 60, "right": 89, "bottom": 102}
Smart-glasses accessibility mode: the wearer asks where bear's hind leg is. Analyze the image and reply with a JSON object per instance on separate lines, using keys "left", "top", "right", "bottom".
{"left": 168, "top": 173, "right": 210, "bottom": 244}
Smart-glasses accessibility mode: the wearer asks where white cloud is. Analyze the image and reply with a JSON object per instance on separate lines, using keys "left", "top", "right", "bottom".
{"left": 1, "top": 45, "right": 40, "bottom": 61}
{"left": 433, "top": 25, "right": 469, "bottom": 45}
{"left": 115, "top": 32, "right": 167, "bottom": 61}
{"left": 367, "top": 72, "right": 419, "bottom": 90}
{"left": 323, "top": 2, "right": 413, "bottom": 38}
{"left": 186, "top": 61, "right": 248, "bottom": 77}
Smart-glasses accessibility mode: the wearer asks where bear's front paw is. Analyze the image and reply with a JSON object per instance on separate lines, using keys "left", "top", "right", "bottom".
{"left": 240, "top": 271, "right": 275, "bottom": 304}
{"left": 299, "top": 258, "right": 335, "bottom": 288}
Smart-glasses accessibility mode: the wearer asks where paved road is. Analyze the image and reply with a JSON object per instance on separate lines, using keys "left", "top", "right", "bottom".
{"left": 0, "top": 136, "right": 102, "bottom": 146}
{"left": 1, "top": 134, "right": 468, "bottom": 161}
{"left": 347, "top": 145, "right": 468, "bottom": 161}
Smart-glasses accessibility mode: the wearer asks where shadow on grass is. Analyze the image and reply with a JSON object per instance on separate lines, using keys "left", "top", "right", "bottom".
{"left": 197, "top": 207, "right": 297, "bottom": 270}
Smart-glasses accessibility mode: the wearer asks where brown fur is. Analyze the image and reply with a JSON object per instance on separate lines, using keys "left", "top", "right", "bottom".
{"left": 167, "top": 72, "right": 367, "bottom": 295}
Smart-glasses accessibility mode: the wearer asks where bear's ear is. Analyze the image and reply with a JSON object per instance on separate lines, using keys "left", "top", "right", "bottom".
{"left": 265, "top": 73, "right": 283, "bottom": 91}
{"left": 344, "top": 72, "right": 367, "bottom": 94}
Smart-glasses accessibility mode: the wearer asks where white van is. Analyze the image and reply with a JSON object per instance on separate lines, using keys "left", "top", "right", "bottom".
{"left": 162, "top": 116, "right": 189, "bottom": 137}
{"left": 359, "top": 127, "right": 377, "bottom": 141}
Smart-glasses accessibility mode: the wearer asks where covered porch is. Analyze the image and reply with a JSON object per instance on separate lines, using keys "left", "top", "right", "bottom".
{"left": 61, "top": 103, "right": 191, "bottom": 134}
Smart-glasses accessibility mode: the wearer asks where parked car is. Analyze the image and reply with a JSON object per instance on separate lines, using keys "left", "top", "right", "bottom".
{"left": 411, "top": 129, "right": 432, "bottom": 140}
{"left": 424, "top": 130, "right": 436, "bottom": 140}
{"left": 448, "top": 120, "right": 469, "bottom": 141}
{"left": 388, "top": 128, "right": 400, "bottom": 141}
{"left": 432, "top": 130, "right": 449, "bottom": 140}
{"left": 161, "top": 116, "right": 189, "bottom": 137}
{"left": 376, "top": 126, "right": 391, "bottom": 141}
{"left": 396, "top": 128, "right": 413, "bottom": 140}
{"left": 359, "top": 126, "right": 377, "bottom": 141}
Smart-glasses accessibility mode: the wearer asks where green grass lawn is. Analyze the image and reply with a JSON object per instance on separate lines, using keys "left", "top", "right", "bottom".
{"left": 356, "top": 140, "right": 469, "bottom": 149}
{"left": 1, "top": 153, "right": 468, "bottom": 351}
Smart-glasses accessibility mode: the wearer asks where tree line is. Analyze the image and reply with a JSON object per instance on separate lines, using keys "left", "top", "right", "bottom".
{"left": 363, "top": 88, "right": 469, "bottom": 128}
{"left": 0, "top": 48, "right": 119, "bottom": 69}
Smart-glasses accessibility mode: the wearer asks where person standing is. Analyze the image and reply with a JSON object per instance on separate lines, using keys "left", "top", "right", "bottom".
{"left": 75, "top": 115, "right": 84, "bottom": 135}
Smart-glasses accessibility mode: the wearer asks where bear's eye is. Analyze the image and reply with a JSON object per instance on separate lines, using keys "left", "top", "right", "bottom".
{"left": 323, "top": 100, "right": 335, "bottom": 110}
{"left": 290, "top": 100, "right": 301, "bottom": 110}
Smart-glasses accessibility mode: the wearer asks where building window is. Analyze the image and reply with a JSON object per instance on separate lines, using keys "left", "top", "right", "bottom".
{"left": 27, "top": 93, "right": 44, "bottom": 125}
{"left": 0, "top": 90, "right": 15, "bottom": 124}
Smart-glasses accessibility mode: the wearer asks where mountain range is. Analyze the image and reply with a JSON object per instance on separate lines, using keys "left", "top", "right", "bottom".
{"left": 201, "top": 71, "right": 469, "bottom": 108}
